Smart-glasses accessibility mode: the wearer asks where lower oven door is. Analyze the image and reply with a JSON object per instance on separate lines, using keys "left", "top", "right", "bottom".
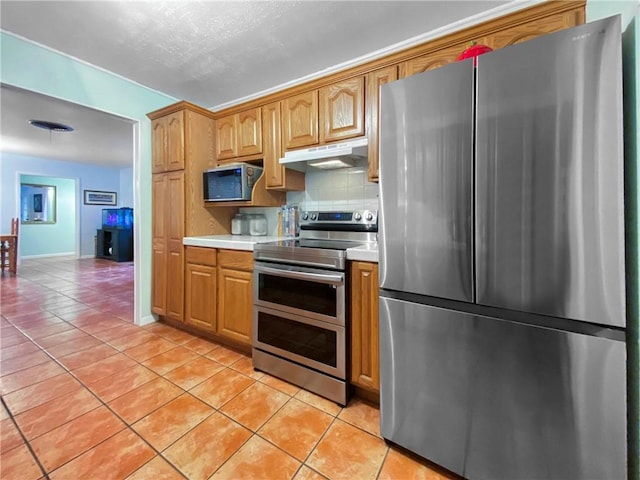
{"left": 253, "top": 305, "right": 346, "bottom": 379}
{"left": 253, "top": 261, "right": 345, "bottom": 326}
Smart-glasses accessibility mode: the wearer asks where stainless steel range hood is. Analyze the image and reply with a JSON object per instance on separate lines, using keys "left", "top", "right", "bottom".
{"left": 279, "top": 138, "right": 368, "bottom": 171}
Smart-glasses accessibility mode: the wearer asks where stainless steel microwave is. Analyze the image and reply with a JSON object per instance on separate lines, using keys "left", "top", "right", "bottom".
{"left": 203, "top": 164, "right": 263, "bottom": 202}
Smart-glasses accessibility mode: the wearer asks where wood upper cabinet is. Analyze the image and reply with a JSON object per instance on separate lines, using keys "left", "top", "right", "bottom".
{"left": 185, "top": 247, "right": 217, "bottom": 332}
{"left": 482, "top": 8, "right": 584, "bottom": 49}
{"left": 215, "top": 108, "right": 262, "bottom": 161}
{"left": 400, "top": 43, "right": 465, "bottom": 78}
{"left": 282, "top": 91, "right": 319, "bottom": 150}
{"left": 366, "top": 66, "right": 398, "bottom": 182}
{"left": 152, "top": 110, "right": 185, "bottom": 173}
{"left": 217, "top": 250, "right": 253, "bottom": 346}
{"left": 320, "top": 76, "right": 365, "bottom": 143}
{"left": 400, "top": 4, "right": 584, "bottom": 78}
{"left": 350, "top": 261, "right": 379, "bottom": 393}
{"left": 262, "top": 101, "right": 305, "bottom": 191}
{"left": 237, "top": 108, "right": 262, "bottom": 157}
{"left": 215, "top": 115, "right": 237, "bottom": 160}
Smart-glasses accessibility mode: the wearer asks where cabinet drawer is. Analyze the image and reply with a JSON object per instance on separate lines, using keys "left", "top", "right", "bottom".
{"left": 218, "top": 249, "right": 253, "bottom": 271}
{"left": 185, "top": 246, "right": 217, "bottom": 266}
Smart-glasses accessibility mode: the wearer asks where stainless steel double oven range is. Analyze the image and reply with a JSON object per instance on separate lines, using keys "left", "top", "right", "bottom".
{"left": 252, "top": 210, "right": 377, "bottom": 406}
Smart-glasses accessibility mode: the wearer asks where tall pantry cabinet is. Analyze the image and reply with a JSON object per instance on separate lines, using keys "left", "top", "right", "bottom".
{"left": 149, "top": 102, "right": 218, "bottom": 322}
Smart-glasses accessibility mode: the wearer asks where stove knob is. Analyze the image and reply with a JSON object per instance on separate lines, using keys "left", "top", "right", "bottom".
{"left": 354, "top": 212, "right": 362, "bottom": 221}
{"left": 302, "top": 212, "right": 309, "bottom": 221}
{"left": 310, "top": 213, "right": 317, "bottom": 221}
{"left": 365, "top": 212, "right": 374, "bottom": 222}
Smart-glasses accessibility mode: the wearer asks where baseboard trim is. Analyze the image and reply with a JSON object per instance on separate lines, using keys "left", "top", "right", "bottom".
{"left": 137, "top": 314, "right": 156, "bottom": 327}
{"left": 21, "top": 252, "right": 76, "bottom": 259}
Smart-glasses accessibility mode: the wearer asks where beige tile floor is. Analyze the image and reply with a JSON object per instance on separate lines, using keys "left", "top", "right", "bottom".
{"left": 0, "top": 257, "right": 457, "bottom": 480}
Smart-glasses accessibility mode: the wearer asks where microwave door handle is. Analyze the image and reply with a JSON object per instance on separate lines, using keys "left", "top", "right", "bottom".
{"left": 255, "top": 265, "right": 344, "bottom": 285}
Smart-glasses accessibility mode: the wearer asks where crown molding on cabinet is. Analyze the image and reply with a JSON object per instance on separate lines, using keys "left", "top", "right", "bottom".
{"left": 210, "top": 0, "right": 584, "bottom": 118}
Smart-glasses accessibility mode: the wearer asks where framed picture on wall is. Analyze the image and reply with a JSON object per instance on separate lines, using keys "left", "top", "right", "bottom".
{"left": 84, "top": 190, "right": 117, "bottom": 206}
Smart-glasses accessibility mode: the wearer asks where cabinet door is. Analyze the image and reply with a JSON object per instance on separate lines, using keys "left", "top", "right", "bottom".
{"left": 151, "top": 118, "right": 167, "bottom": 173}
{"left": 485, "top": 8, "right": 584, "bottom": 50}
{"left": 366, "top": 66, "right": 398, "bottom": 182}
{"left": 166, "top": 171, "right": 185, "bottom": 322}
{"left": 237, "top": 108, "right": 262, "bottom": 157}
{"left": 151, "top": 174, "right": 168, "bottom": 315}
{"left": 350, "top": 262, "right": 379, "bottom": 392}
{"left": 399, "top": 44, "right": 463, "bottom": 78}
{"left": 282, "top": 91, "right": 319, "bottom": 149}
{"left": 217, "top": 267, "right": 253, "bottom": 345}
{"left": 216, "top": 115, "right": 237, "bottom": 160}
{"left": 185, "top": 263, "right": 217, "bottom": 332}
{"left": 166, "top": 110, "right": 185, "bottom": 171}
{"left": 320, "top": 77, "right": 365, "bottom": 143}
{"left": 262, "top": 102, "right": 305, "bottom": 191}
{"left": 263, "top": 102, "right": 284, "bottom": 189}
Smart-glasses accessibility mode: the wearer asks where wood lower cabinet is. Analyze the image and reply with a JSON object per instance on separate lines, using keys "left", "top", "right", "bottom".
{"left": 350, "top": 261, "right": 379, "bottom": 393}
{"left": 217, "top": 250, "right": 253, "bottom": 346}
{"left": 185, "top": 247, "right": 217, "bottom": 332}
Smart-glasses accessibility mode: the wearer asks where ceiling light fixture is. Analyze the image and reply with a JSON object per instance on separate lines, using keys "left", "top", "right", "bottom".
{"left": 28, "top": 120, "right": 74, "bottom": 132}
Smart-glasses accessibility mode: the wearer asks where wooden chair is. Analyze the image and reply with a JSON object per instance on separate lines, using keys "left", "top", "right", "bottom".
{"left": 1, "top": 218, "right": 19, "bottom": 274}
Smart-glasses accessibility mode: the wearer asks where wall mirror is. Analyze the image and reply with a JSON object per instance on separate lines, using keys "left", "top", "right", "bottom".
{"left": 20, "top": 183, "right": 57, "bottom": 224}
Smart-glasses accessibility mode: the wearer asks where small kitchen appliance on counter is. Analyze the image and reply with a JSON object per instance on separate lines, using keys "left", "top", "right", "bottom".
{"left": 252, "top": 210, "right": 377, "bottom": 405}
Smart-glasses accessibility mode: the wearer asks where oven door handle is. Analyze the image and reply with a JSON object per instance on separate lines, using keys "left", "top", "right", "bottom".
{"left": 255, "top": 264, "right": 344, "bottom": 285}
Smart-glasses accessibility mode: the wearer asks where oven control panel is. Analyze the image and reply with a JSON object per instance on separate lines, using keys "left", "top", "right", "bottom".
{"left": 300, "top": 210, "right": 377, "bottom": 230}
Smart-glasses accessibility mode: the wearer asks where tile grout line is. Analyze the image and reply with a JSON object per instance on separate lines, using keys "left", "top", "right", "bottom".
{"left": 3, "top": 314, "right": 191, "bottom": 479}
{"left": 4, "top": 260, "right": 391, "bottom": 480}
{"left": 0, "top": 396, "right": 51, "bottom": 480}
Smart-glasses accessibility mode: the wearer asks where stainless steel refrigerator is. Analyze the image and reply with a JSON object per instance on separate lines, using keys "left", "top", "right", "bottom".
{"left": 378, "top": 15, "right": 626, "bottom": 480}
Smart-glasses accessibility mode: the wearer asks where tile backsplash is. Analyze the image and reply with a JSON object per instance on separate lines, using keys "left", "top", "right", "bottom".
{"left": 285, "top": 166, "right": 379, "bottom": 212}
{"left": 240, "top": 167, "right": 379, "bottom": 237}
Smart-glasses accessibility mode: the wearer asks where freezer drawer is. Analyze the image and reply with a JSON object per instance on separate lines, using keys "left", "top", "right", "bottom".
{"left": 379, "top": 59, "right": 474, "bottom": 302}
{"left": 379, "top": 296, "right": 626, "bottom": 480}
{"left": 475, "top": 16, "right": 625, "bottom": 327}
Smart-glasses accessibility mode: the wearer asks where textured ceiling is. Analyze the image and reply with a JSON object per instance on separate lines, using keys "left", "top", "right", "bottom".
{"left": 0, "top": 0, "right": 510, "bottom": 109}
{"left": 0, "top": 0, "right": 519, "bottom": 167}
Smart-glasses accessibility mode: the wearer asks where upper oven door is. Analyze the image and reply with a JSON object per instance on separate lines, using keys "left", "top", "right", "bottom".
{"left": 253, "top": 262, "right": 345, "bottom": 326}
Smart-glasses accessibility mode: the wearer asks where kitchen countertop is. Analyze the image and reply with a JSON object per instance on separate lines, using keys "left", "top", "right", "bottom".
{"left": 183, "top": 235, "right": 379, "bottom": 263}
{"left": 183, "top": 235, "right": 286, "bottom": 251}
